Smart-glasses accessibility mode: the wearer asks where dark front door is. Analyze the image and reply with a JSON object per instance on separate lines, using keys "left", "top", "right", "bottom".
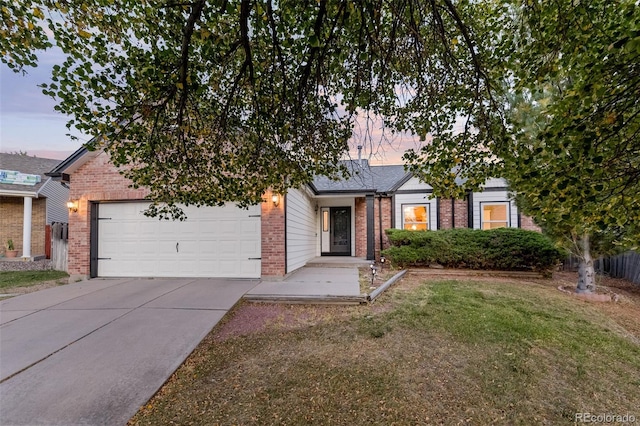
{"left": 329, "top": 207, "right": 351, "bottom": 255}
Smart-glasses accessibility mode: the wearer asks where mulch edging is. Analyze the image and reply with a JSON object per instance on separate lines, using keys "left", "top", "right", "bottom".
{"left": 407, "top": 268, "right": 546, "bottom": 279}
{"left": 557, "top": 286, "right": 618, "bottom": 303}
{"left": 0, "top": 259, "right": 53, "bottom": 272}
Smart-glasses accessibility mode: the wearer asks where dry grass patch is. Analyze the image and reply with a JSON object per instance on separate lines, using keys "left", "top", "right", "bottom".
{"left": 0, "top": 270, "right": 69, "bottom": 299}
{"left": 358, "top": 265, "right": 401, "bottom": 294}
{"left": 130, "top": 273, "right": 640, "bottom": 426}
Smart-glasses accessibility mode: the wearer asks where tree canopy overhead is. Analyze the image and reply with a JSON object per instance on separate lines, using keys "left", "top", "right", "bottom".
{"left": 2, "top": 0, "right": 497, "bottom": 216}
{"left": 3, "top": 0, "right": 638, "bottom": 290}
{"left": 403, "top": 0, "right": 640, "bottom": 290}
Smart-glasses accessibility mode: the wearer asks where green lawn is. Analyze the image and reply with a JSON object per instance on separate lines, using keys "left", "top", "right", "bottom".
{"left": 130, "top": 276, "right": 640, "bottom": 425}
{"left": 0, "top": 270, "right": 69, "bottom": 291}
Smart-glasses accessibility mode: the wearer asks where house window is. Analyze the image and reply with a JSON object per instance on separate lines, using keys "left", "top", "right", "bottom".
{"left": 402, "top": 204, "right": 429, "bottom": 230}
{"left": 481, "top": 202, "right": 509, "bottom": 229}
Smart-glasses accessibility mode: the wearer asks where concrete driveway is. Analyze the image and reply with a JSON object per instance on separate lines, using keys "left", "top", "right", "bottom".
{"left": 0, "top": 277, "right": 257, "bottom": 426}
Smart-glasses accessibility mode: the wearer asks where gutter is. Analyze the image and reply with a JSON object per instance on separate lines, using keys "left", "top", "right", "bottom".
{"left": 45, "top": 146, "right": 89, "bottom": 177}
{"left": 0, "top": 189, "right": 38, "bottom": 198}
{"left": 314, "top": 189, "right": 378, "bottom": 196}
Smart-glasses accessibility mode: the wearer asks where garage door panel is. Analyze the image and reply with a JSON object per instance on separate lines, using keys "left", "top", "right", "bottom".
{"left": 179, "top": 221, "right": 200, "bottom": 236}
{"left": 176, "top": 241, "right": 199, "bottom": 256}
{"left": 240, "top": 240, "right": 261, "bottom": 257}
{"left": 97, "top": 202, "right": 261, "bottom": 278}
{"left": 215, "top": 220, "right": 241, "bottom": 235}
{"left": 139, "top": 221, "right": 160, "bottom": 236}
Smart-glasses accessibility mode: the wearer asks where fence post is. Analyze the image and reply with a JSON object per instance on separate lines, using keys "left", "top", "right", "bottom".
{"left": 50, "top": 222, "right": 69, "bottom": 272}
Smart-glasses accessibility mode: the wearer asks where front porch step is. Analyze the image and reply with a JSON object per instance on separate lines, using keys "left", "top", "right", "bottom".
{"left": 243, "top": 294, "right": 367, "bottom": 305}
{"left": 305, "top": 257, "right": 373, "bottom": 268}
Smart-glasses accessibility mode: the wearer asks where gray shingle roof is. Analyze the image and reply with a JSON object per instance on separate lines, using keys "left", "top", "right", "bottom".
{"left": 312, "top": 160, "right": 409, "bottom": 193}
{"left": 0, "top": 153, "right": 61, "bottom": 194}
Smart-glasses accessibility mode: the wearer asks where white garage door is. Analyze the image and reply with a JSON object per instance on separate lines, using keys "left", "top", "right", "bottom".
{"left": 97, "top": 202, "right": 261, "bottom": 278}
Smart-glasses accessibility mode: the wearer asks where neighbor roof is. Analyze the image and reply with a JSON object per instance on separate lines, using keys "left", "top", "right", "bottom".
{"left": 311, "top": 160, "right": 410, "bottom": 194}
{"left": 0, "top": 153, "right": 62, "bottom": 195}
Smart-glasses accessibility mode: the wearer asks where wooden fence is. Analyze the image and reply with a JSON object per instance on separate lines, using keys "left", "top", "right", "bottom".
{"left": 51, "top": 222, "right": 68, "bottom": 272}
{"left": 564, "top": 251, "right": 640, "bottom": 285}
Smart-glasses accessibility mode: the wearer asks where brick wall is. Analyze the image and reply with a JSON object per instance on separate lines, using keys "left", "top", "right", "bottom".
{"left": 68, "top": 152, "right": 286, "bottom": 278}
{"left": 438, "top": 198, "right": 469, "bottom": 229}
{"left": 354, "top": 197, "right": 367, "bottom": 258}
{"left": 0, "top": 196, "right": 46, "bottom": 256}
{"left": 520, "top": 214, "right": 542, "bottom": 232}
{"left": 261, "top": 190, "right": 286, "bottom": 277}
{"left": 354, "top": 196, "right": 392, "bottom": 260}
{"left": 68, "top": 152, "right": 150, "bottom": 277}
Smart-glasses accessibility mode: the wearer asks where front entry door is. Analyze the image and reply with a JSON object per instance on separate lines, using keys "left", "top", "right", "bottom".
{"left": 328, "top": 207, "right": 351, "bottom": 255}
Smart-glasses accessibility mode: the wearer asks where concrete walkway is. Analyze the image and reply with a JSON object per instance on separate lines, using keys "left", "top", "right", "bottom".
{"left": 245, "top": 266, "right": 363, "bottom": 303}
{"left": 0, "top": 277, "right": 257, "bottom": 426}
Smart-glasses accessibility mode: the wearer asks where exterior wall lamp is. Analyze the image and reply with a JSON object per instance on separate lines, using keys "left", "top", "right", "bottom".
{"left": 272, "top": 194, "right": 280, "bottom": 207}
{"left": 67, "top": 200, "right": 78, "bottom": 213}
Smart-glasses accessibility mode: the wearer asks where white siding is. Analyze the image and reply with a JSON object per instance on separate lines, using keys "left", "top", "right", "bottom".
{"left": 472, "top": 191, "right": 518, "bottom": 229}
{"left": 394, "top": 193, "right": 438, "bottom": 231}
{"left": 396, "top": 176, "right": 432, "bottom": 191}
{"left": 483, "top": 177, "right": 509, "bottom": 188}
{"left": 286, "top": 187, "right": 317, "bottom": 273}
{"left": 39, "top": 178, "right": 69, "bottom": 224}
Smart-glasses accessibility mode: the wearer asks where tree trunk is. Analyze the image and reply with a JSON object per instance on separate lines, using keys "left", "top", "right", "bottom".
{"left": 576, "top": 233, "right": 596, "bottom": 293}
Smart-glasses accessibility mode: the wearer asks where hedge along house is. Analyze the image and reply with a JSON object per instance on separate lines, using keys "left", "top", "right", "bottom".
{"left": 49, "top": 147, "right": 539, "bottom": 281}
{"left": 0, "top": 153, "right": 69, "bottom": 259}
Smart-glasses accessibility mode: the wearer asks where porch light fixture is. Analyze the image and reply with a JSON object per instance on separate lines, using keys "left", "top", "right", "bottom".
{"left": 370, "top": 262, "right": 377, "bottom": 286}
{"left": 67, "top": 200, "right": 78, "bottom": 213}
{"left": 272, "top": 194, "right": 280, "bottom": 207}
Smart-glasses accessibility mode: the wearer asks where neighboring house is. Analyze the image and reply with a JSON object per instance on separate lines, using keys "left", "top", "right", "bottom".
{"left": 48, "top": 147, "right": 539, "bottom": 281}
{"left": 0, "top": 153, "right": 69, "bottom": 259}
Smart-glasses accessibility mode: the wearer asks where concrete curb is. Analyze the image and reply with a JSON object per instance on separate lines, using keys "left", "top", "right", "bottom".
{"left": 243, "top": 294, "right": 367, "bottom": 305}
{"left": 367, "top": 270, "right": 407, "bottom": 302}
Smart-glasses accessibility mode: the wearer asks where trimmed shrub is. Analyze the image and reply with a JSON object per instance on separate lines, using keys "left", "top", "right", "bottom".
{"left": 383, "top": 228, "right": 565, "bottom": 273}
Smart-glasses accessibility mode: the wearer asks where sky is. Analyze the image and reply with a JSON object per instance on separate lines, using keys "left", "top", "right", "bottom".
{"left": 0, "top": 49, "right": 413, "bottom": 164}
{"left": 0, "top": 48, "right": 91, "bottom": 161}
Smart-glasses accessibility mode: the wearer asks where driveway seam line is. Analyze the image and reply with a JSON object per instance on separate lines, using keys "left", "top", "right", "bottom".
{"left": 1, "top": 278, "right": 201, "bottom": 383}
{"left": 0, "top": 307, "right": 135, "bottom": 385}
{"left": 0, "top": 279, "right": 135, "bottom": 327}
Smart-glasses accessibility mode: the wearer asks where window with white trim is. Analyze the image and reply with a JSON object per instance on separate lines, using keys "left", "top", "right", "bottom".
{"left": 481, "top": 202, "right": 509, "bottom": 229}
{"left": 402, "top": 204, "right": 429, "bottom": 230}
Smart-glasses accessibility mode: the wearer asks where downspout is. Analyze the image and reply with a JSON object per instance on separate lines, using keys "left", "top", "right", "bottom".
{"left": 284, "top": 193, "right": 288, "bottom": 274}
{"left": 467, "top": 191, "right": 473, "bottom": 228}
{"left": 435, "top": 197, "right": 440, "bottom": 230}
{"left": 517, "top": 210, "right": 522, "bottom": 229}
{"left": 378, "top": 195, "right": 384, "bottom": 254}
{"left": 451, "top": 198, "right": 455, "bottom": 229}
{"left": 366, "top": 194, "right": 375, "bottom": 260}
{"left": 391, "top": 194, "right": 396, "bottom": 228}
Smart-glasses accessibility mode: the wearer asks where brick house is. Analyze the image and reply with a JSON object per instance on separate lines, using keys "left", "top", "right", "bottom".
{"left": 0, "top": 153, "right": 69, "bottom": 259}
{"left": 49, "top": 147, "right": 539, "bottom": 281}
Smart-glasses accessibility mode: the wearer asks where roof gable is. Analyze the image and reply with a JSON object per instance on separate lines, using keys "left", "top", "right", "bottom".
{"left": 311, "top": 160, "right": 409, "bottom": 194}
